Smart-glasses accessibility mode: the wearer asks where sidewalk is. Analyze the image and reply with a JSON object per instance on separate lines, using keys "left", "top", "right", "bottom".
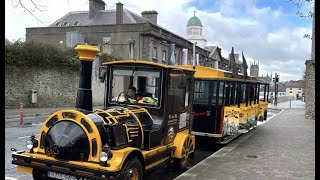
{"left": 175, "top": 108, "right": 314, "bottom": 180}
{"left": 268, "top": 99, "right": 305, "bottom": 109}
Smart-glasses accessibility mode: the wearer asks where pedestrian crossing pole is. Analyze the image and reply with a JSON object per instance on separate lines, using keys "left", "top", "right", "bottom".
{"left": 20, "top": 101, "right": 23, "bottom": 127}
{"left": 274, "top": 73, "right": 277, "bottom": 106}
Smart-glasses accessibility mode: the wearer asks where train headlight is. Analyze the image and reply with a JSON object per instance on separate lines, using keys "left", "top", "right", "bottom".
{"left": 100, "top": 146, "right": 113, "bottom": 166}
{"left": 100, "top": 152, "right": 109, "bottom": 162}
{"left": 26, "top": 140, "right": 33, "bottom": 150}
{"left": 26, "top": 135, "right": 38, "bottom": 153}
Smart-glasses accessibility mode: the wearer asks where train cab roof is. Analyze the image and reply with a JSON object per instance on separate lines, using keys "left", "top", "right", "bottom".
{"left": 177, "top": 65, "right": 257, "bottom": 82}
{"left": 102, "top": 60, "right": 195, "bottom": 72}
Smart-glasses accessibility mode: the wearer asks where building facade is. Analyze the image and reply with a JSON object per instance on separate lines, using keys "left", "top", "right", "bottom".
{"left": 26, "top": 1, "right": 218, "bottom": 67}
{"left": 250, "top": 61, "right": 259, "bottom": 77}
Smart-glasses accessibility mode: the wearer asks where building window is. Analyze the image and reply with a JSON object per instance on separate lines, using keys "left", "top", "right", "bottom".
{"left": 55, "top": 22, "right": 60, "bottom": 26}
{"left": 62, "top": 22, "right": 69, "bottom": 26}
{"left": 162, "top": 50, "right": 166, "bottom": 62}
{"left": 74, "top": 21, "right": 79, "bottom": 26}
{"left": 153, "top": 47, "right": 158, "bottom": 59}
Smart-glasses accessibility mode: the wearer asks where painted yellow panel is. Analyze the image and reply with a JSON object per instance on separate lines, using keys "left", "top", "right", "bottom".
{"left": 145, "top": 157, "right": 170, "bottom": 170}
{"left": 20, "top": 147, "right": 140, "bottom": 172}
{"left": 172, "top": 130, "right": 195, "bottom": 158}
{"left": 17, "top": 166, "right": 32, "bottom": 174}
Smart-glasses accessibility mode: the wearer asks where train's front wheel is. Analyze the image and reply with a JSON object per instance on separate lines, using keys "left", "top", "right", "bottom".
{"left": 123, "top": 159, "right": 143, "bottom": 180}
{"left": 177, "top": 155, "right": 190, "bottom": 170}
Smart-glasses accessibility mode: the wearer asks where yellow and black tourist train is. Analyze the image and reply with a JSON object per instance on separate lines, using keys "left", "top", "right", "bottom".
{"left": 177, "top": 65, "right": 270, "bottom": 144}
{"left": 12, "top": 44, "right": 269, "bottom": 180}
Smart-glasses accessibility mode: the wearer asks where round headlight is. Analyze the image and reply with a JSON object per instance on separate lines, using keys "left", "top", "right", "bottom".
{"left": 100, "top": 152, "right": 108, "bottom": 162}
{"left": 26, "top": 140, "right": 33, "bottom": 150}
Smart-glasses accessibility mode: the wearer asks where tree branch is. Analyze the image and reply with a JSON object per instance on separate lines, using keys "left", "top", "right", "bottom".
{"left": 11, "top": 0, "right": 48, "bottom": 25}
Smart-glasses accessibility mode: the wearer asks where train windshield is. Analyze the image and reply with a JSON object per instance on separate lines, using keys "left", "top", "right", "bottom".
{"left": 109, "top": 65, "right": 162, "bottom": 108}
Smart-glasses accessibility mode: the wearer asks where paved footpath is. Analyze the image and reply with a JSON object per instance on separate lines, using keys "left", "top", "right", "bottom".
{"left": 176, "top": 107, "right": 314, "bottom": 180}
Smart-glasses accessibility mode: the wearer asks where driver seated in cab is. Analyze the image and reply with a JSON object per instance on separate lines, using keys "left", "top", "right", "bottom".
{"left": 127, "top": 86, "right": 142, "bottom": 103}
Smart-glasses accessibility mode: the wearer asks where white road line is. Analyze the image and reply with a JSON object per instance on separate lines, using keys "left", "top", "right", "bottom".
{"left": 5, "top": 177, "right": 18, "bottom": 180}
{"left": 18, "top": 134, "right": 40, "bottom": 139}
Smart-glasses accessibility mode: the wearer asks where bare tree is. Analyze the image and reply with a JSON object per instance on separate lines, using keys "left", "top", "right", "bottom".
{"left": 286, "top": 0, "right": 314, "bottom": 39}
{"left": 10, "top": 0, "right": 48, "bottom": 24}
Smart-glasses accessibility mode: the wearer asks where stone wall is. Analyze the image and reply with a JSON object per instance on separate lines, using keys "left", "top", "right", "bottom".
{"left": 5, "top": 58, "right": 105, "bottom": 108}
{"left": 5, "top": 66, "right": 79, "bottom": 108}
{"left": 305, "top": 60, "right": 315, "bottom": 120}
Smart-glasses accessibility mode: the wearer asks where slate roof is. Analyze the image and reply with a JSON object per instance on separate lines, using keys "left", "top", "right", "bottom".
{"left": 49, "top": 8, "right": 147, "bottom": 27}
{"left": 5, "top": 38, "right": 12, "bottom": 45}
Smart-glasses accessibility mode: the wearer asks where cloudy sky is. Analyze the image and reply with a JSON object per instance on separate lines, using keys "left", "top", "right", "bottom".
{"left": 5, "top": 0, "right": 313, "bottom": 81}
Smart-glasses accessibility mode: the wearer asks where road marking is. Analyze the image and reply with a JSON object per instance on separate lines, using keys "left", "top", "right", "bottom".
{"left": 18, "top": 133, "right": 40, "bottom": 139}
{"left": 258, "top": 108, "right": 284, "bottom": 126}
{"left": 5, "top": 177, "right": 18, "bottom": 180}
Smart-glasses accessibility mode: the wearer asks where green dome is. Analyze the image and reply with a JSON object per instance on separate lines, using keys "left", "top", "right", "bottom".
{"left": 187, "top": 15, "right": 202, "bottom": 27}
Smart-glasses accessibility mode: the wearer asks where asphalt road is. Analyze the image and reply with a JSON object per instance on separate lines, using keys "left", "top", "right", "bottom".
{"left": 5, "top": 108, "right": 282, "bottom": 180}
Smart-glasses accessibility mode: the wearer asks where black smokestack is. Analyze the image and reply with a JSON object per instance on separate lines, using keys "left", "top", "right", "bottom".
{"left": 74, "top": 45, "right": 100, "bottom": 113}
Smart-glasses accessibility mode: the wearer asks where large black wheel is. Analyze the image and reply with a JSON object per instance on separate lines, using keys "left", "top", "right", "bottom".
{"left": 123, "top": 158, "right": 143, "bottom": 180}
{"left": 176, "top": 136, "right": 193, "bottom": 170}
{"left": 176, "top": 155, "right": 190, "bottom": 171}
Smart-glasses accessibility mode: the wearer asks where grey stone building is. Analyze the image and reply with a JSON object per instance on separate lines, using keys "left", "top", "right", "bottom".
{"left": 305, "top": 4, "right": 315, "bottom": 120}
{"left": 26, "top": 0, "right": 218, "bottom": 67}
{"left": 250, "top": 61, "right": 259, "bottom": 77}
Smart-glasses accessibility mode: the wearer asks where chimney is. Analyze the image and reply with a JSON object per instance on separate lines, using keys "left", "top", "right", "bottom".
{"left": 141, "top": 11, "right": 158, "bottom": 24}
{"left": 116, "top": 2, "right": 123, "bottom": 24}
{"left": 74, "top": 45, "right": 100, "bottom": 113}
{"left": 168, "top": 44, "right": 176, "bottom": 65}
{"left": 89, "top": 0, "right": 106, "bottom": 20}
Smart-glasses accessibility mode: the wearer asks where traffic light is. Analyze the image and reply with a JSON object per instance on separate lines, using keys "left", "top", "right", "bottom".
{"left": 272, "top": 77, "right": 275, "bottom": 83}
{"left": 276, "top": 75, "right": 280, "bottom": 83}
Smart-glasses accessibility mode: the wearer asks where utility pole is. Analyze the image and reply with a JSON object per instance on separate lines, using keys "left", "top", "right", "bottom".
{"left": 272, "top": 72, "right": 279, "bottom": 106}
{"left": 275, "top": 73, "right": 280, "bottom": 106}
{"left": 274, "top": 72, "right": 277, "bottom": 106}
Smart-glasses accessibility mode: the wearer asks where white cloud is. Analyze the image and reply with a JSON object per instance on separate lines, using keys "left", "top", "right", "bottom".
{"left": 5, "top": 0, "right": 312, "bottom": 81}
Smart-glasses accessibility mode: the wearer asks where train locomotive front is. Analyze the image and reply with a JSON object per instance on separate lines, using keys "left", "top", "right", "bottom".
{"left": 12, "top": 44, "right": 196, "bottom": 180}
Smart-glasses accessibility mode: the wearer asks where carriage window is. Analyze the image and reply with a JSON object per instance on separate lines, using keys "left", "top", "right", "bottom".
{"left": 193, "top": 80, "right": 210, "bottom": 104}
{"left": 168, "top": 71, "right": 190, "bottom": 129}
{"left": 249, "top": 84, "right": 254, "bottom": 105}
{"left": 260, "top": 84, "right": 267, "bottom": 102}
{"left": 211, "top": 81, "right": 218, "bottom": 105}
{"left": 230, "top": 82, "right": 235, "bottom": 105}
{"left": 256, "top": 84, "right": 259, "bottom": 104}
{"left": 241, "top": 84, "right": 247, "bottom": 104}
{"left": 225, "top": 82, "right": 230, "bottom": 106}
{"left": 109, "top": 66, "right": 161, "bottom": 107}
{"left": 218, "top": 81, "right": 225, "bottom": 105}
{"left": 168, "top": 72, "right": 187, "bottom": 111}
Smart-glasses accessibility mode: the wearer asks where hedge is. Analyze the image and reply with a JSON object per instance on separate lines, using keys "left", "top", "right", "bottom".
{"left": 5, "top": 40, "right": 123, "bottom": 70}
{"left": 5, "top": 40, "right": 80, "bottom": 70}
